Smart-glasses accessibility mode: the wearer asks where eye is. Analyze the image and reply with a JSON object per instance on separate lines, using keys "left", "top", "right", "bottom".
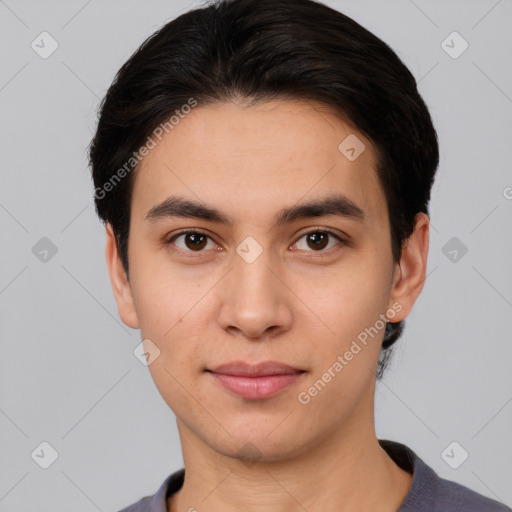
{"left": 292, "top": 229, "right": 344, "bottom": 252}
{"left": 165, "top": 228, "right": 345, "bottom": 256}
{"left": 166, "top": 230, "right": 218, "bottom": 253}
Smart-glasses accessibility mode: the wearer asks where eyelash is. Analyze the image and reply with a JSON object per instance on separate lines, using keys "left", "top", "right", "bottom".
{"left": 164, "top": 228, "right": 345, "bottom": 256}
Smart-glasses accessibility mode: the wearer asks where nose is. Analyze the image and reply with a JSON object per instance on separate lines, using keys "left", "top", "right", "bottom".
{"left": 216, "top": 240, "right": 293, "bottom": 341}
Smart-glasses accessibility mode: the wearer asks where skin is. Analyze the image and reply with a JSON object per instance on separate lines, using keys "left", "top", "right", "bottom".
{"left": 105, "top": 99, "right": 429, "bottom": 512}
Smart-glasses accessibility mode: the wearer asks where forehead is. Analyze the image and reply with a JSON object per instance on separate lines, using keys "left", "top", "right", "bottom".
{"left": 131, "top": 99, "right": 387, "bottom": 228}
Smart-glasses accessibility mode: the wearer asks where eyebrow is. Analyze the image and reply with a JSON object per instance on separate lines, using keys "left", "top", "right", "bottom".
{"left": 145, "top": 193, "right": 367, "bottom": 227}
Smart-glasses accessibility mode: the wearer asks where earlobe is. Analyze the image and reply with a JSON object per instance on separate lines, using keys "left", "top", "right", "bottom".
{"left": 387, "top": 213, "right": 430, "bottom": 323}
{"left": 104, "top": 223, "right": 140, "bottom": 329}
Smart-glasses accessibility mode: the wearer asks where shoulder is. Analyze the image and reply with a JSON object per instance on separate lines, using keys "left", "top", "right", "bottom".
{"left": 433, "top": 474, "right": 511, "bottom": 512}
{"left": 379, "top": 440, "right": 511, "bottom": 512}
{"left": 115, "top": 469, "right": 185, "bottom": 512}
{"left": 116, "top": 496, "right": 153, "bottom": 512}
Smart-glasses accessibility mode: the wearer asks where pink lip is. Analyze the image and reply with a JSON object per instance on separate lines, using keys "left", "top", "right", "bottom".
{"left": 207, "top": 361, "right": 305, "bottom": 400}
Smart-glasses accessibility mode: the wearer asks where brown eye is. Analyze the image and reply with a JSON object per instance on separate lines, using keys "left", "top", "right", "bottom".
{"left": 306, "top": 232, "right": 329, "bottom": 250}
{"left": 183, "top": 233, "right": 208, "bottom": 251}
{"left": 167, "top": 231, "right": 215, "bottom": 252}
{"left": 294, "top": 229, "right": 344, "bottom": 252}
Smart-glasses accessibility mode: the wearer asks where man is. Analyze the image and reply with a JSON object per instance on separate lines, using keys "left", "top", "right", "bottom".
{"left": 89, "top": 0, "right": 510, "bottom": 510}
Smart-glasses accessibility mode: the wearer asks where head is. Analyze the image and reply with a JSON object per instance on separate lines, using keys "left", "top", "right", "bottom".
{"left": 89, "top": 0, "right": 437, "bottom": 460}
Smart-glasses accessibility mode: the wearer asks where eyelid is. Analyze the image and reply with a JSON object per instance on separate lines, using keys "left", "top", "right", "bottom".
{"left": 166, "top": 227, "right": 211, "bottom": 241}
{"left": 293, "top": 226, "right": 347, "bottom": 242}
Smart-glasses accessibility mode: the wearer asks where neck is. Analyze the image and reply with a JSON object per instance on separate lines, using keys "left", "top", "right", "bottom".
{"left": 168, "top": 392, "right": 412, "bottom": 512}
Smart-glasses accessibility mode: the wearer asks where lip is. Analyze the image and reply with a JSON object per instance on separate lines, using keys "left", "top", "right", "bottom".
{"left": 206, "top": 361, "right": 305, "bottom": 400}
{"left": 208, "top": 360, "right": 304, "bottom": 377}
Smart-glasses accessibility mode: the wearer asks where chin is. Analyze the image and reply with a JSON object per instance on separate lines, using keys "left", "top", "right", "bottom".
{"left": 206, "top": 426, "right": 312, "bottom": 464}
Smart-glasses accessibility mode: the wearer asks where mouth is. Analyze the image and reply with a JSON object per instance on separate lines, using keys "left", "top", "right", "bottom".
{"left": 205, "top": 360, "right": 306, "bottom": 400}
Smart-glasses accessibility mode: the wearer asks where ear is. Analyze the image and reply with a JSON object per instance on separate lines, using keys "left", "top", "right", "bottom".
{"left": 105, "top": 223, "right": 140, "bottom": 329}
{"left": 387, "top": 212, "right": 430, "bottom": 322}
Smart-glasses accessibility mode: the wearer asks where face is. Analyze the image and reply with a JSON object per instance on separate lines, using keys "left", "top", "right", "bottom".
{"left": 106, "top": 99, "right": 428, "bottom": 462}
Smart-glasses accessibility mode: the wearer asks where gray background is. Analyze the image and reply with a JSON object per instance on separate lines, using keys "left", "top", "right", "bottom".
{"left": 1, "top": 0, "right": 511, "bottom": 510}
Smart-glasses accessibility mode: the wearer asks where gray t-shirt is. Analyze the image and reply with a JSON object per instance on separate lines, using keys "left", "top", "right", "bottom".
{"left": 118, "top": 440, "right": 511, "bottom": 511}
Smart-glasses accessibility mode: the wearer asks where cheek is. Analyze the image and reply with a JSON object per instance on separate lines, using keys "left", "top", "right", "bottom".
{"left": 142, "top": 314, "right": 211, "bottom": 415}
{"left": 133, "top": 277, "right": 207, "bottom": 358}
{"left": 129, "top": 243, "right": 204, "bottom": 335}
{"left": 296, "top": 258, "right": 390, "bottom": 347}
